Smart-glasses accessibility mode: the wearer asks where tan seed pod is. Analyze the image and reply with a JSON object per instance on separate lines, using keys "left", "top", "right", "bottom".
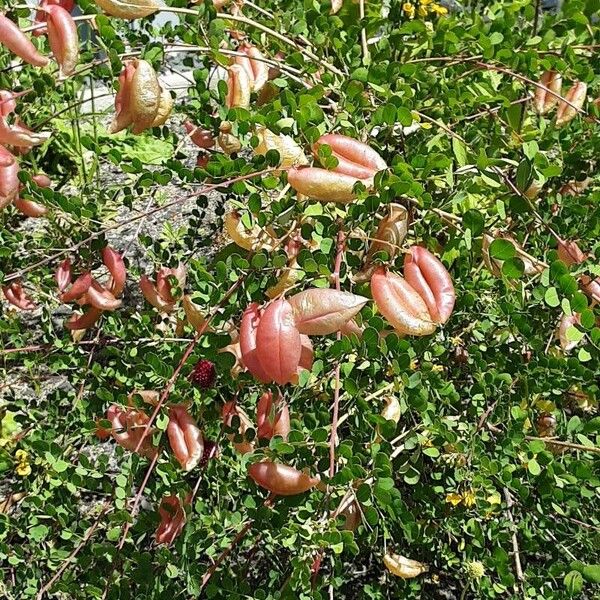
{"left": 556, "top": 81, "right": 587, "bottom": 127}
{"left": 226, "top": 64, "right": 251, "bottom": 109}
{"left": 95, "top": 0, "right": 160, "bottom": 19}
{"left": 384, "top": 553, "right": 429, "bottom": 579}
{"left": 254, "top": 126, "right": 308, "bottom": 170}
{"left": 151, "top": 87, "right": 174, "bottom": 128}
{"left": 380, "top": 395, "right": 401, "bottom": 423}
{"left": 533, "top": 70, "right": 562, "bottom": 115}
{"left": 130, "top": 60, "right": 161, "bottom": 134}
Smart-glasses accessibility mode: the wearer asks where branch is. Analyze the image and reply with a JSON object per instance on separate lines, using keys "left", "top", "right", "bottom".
{"left": 502, "top": 487, "right": 524, "bottom": 582}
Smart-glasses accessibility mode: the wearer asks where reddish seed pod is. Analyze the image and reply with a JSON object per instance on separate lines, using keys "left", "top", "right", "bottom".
{"left": 371, "top": 267, "right": 436, "bottom": 336}
{"left": 255, "top": 298, "right": 302, "bottom": 386}
{"left": 12, "top": 198, "right": 47, "bottom": 217}
{"left": 533, "top": 70, "right": 562, "bottom": 115}
{"left": 33, "top": 0, "right": 75, "bottom": 36}
{"left": 288, "top": 288, "right": 368, "bottom": 336}
{"left": 46, "top": 4, "right": 79, "bottom": 77}
{"left": 579, "top": 275, "right": 600, "bottom": 303}
{"left": 155, "top": 495, "right": 187, "bottom": 546}
{"left": 55, "top": 259, "right": 72, "bottom": 292}
{"left": 256, "top": 391, "right": 290, "bottom": 440}
{"left": 65, "top": 307, "right": 103, "bottom": 330}
{"left": 312, "top": 134, "right": 387, "bottom": 179}
{"left": 105, "top": 404, "right": 158, "bottom": 458}
{"left": 0, "top": 14, "right": 50, "bottom": 67}
{"left": 558, "top": 312, "right": 582, "bottom": 352}
{"left": 102, "top": 246, "right": 126, "bottom": 296}
{"left": 226, "top": 64, "right": 251, "bottom": 109}
{"left": 557, "top": 239, "right": 586, "bottom": 266}
{"left": 287, "top": 166, "right": 373, "bottom": 204}
{"left": 248, "top": 461, "right": 320, "bottom": 496}
{"left": 403, "top": 246, "right": 455, "bottom": 324}
{"left": 239, "top": 303, "right": 271, "bottom": 383}
{"left": 184, "top": 120, "right": 215, "bottom": 149}
{"left": 556, "top": 81, "right": 587, "bottom": 127}
{"left": 3, "top": 282, "right": 36, "bottom": 310}
{"left": 167, "top": 405, "right": 203, "bottom": 471}
{"left": 60, "top": 271, "right": 92, "bottom": 303}
{"left": 85, "top": 280, "right": 122, "bottom": 311}
{"left": 0, "top": 145, "right": 19, "bottom": 210}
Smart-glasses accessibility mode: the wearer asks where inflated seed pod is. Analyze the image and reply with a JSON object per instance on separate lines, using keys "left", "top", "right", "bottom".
{"left": 0, "top": 14, "right": 50, "bottom": 67}
{"left": 226, "top": 64, "right": 251, "bottom": 109}
{"left": 533, "top": 70, "right": 562, "bottom": 115}
{"left": 556, "top": 81, "right": 587, "bottom": 127}
{"left": 3, "top": 282, "right": 36, "bottom": 310}
{"left": 46, "top": 4, "right": 79, "bottom": 77}
{"left": 184, "top": 120, "right": 215, "bottom": 149}
{"left": 558, "top": 312, "right": 582, "bottom": 352}
{"left": 167, "top": 405, "right": 203, "bottom": 471}
{"left": 0, "top": 145, "right": 19, "bottom": 210}
{"left": 312, "top": 134, "right": 387, "bottom": 179}
{"left": 287, "top": 166, "right": 373, "bottom": 204}
{"left": 288, "top": 289, "right": 368, "bottom": 336}
{"left": 110, "top": 62, "right": 136, "bottom": 134}
{"left": 224, "top": 210, "right": 276, "bottom": 252}
{"left": 254, "top": 126, "right": 308, "bottom": 170}
{"left": 239, "top": 303, "right": 272, "bottom": 383}
{"left": 222, "top": 400, "right": 255, "bottom": 454}
{"left": 150, "top": 88, "right": 174, "bottom": 128}
{"left": 242, "top": 43, "right": 269, "bottom": 92}
{"left": 371, "top": 267, "right": 436, "bottom": 336}
{"left": 248, "top": 461, "right": 319, "bottom": 495}
{"left": 130, "top": 60, "right": 161, "bottom": 134}
{"left": 383, "top": 553, "right": 429, "bottom": 579}
{"left": 255, "top": 298, "right": 302, "bottom": 385}
{"left": 403, "top": 246, "right": 455, "bottom": 324}
{"left": 256, "top": 391, "right": 290, "bottom": 440}
{"left": 557, "top": 239, "right": 586, "bottom": 266}
{"left": 155, "top": 495, "right": 187, "bottom": 546}
{"left": 95, "top": 0, "right": 160, "bottom": 19}
{"left": 106, "top": 404, "right": 158, "bottom": 458}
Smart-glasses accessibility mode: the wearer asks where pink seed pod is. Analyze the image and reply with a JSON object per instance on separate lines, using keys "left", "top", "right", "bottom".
{"left": 287, "top": 166, "right": 373, "bottom": 203}
{"left": 248, "top": 461, "right": 319, "bottom": 496}
{"left": 86, "top": 280, "right": 122, "bottom": 311}
{"left": 3, "top": 282, "right": 36, "bottom": 310}
{"left": 533, "top": 70, "right": 562, "bottom": 115}
{"left": 102, "top": 246, "right": 126, "bottom": 297}
{"left": 184, "top": 120, "right": 215, "bottom": 149}
{"left": 237, "top": 43, "right": 269, "bottom": 92}
{"left": 155, "top": 495, "right": 187, "bottom": 546}
{"left": 557, "top": 239, "right": 586, "bottom": 266}
{"left": 288, "top": 288, "right": 368, "bottom": 336}
{"left": 55, "top": 259, "right": 72, "bottom": 292}
{"left": 0, "top": 13, "right": 50, "bottom": 67}
{"left": 140, "top": 265, "right": 186, "bottom": 314}
{"left": 32, "top": 173, "right": 52, "bottom": 188}
{"left": 255, "top": 298, "right": 302, "bottom": 386}
{"left": 0, "top": 144, "right": 19, "bottom": 210}
{"left": 105, "top": 404, "right": 158, "bottom": 458}
{"left": 45, "top": 4, "right": 79, "bottom": 77}
{"left": 256, "top": 391, "right": 290, "bottom": 440}
{"left": 558, "top": 313, "right": 582, "bottom": 353}
{"left": 0, "top": 90, "right": 17, "bottom": 117}
{"left": 556, "top": 81, "right": 587, "bottom": 127}
{"left": 312, "top": 134, "right": 387, "bottom": 179}
{"left": 60, "top": 271, "right": 92, "bottom": 303}
{"left": 12, "top": 198, "right": 47, "bottom": 217}
{"left": 226, "top": 64, "right": 251, "bottom": 109}
{"left": 239, "top": 303, "right": 272, "bottom": 383}
{"left": 110, "top": 62, "right": 136, "bottom": 134}
{"left": 371, "top": 267, "right": 436, "bottom": 336}
{"left": 33, "top": 0, "right": 75, "bottom": 37}
{"left": 65, "top": 307, "right": 103, "bottom": 330}
{"left": 579, "top": 275, "right": 600, "bottom": 303}
{"left": 167, "top": 405, "right": 203, "bottom": 471}
{"left": 403, "top": 246, "right": 455, "bottom": 324}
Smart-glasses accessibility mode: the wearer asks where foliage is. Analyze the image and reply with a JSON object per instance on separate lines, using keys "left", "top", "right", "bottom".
{"left": 1, "top": 0, "right": 600, "bottom": 599}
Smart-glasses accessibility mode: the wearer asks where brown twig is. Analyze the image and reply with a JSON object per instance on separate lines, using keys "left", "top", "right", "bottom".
{"left": 37, "top": 502, "right": 110, "bottom": 599}
{"left": 329, "top": 228, "right": 346, "bottom": 478}
{"left": 502, "top": 487, "right": 524, "bottom": 582}
{"left": 525, "top": 436, "right": 600, "bottom": 454}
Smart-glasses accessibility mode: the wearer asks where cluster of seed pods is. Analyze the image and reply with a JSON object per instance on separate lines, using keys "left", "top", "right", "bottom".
{"left": 0, "top": 7, "right": 79, "bottom": 76}
{"left": 239, "top": 288, "right": 367, "bottom": 385}
{"left": 288, "top": 134, "right": 387, "bottom": 203}
{"left": 222, "top": 393, "right": 320, "bottom": 496}
{"left": 533, "top": 70, "right": 587, "bottom": 127}
{"left": 226, "top": 43, "right": 269, "bottom": 109}
{"left": 371, "top": 246, "right": 455, "bottom": 336}
{"left": 55, "top": 246, "right": 126, "bottom": 330}
{"left": 554, "top": 238, "right": 599, "bottom": 352}
{"left": 139, "top": 264, "right": 187, "bottom": 313}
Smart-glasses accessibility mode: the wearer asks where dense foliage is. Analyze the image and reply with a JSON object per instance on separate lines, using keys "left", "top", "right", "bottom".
{"left": 1, "top": 0, "right": 599, "bottom": 598}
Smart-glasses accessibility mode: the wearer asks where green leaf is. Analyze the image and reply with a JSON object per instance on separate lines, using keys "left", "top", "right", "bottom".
{"left": 452, "top": 138, "right": 468, "bottom": 167}
{"left": 564, "top": 571, "right": 583, "bottom": 596}
{"left": 489, "top": 239, "right": 515, "bottom": 260}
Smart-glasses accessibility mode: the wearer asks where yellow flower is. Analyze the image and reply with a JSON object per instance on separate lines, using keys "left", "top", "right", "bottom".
{"left": 430, "top": 3, "right": 448, "bottom": 15}
{"left": 417, "top": 5, "right": 428, "bottom": 17}
{"left": 15, "top": 449, "right": 28, "bottom": 462}
{"left": 462, "top": 490, "right": 476, "bottom": 508}
{"left": 403, "top": 2, "right": 415, "bottom": 17}
{"left": 16, "top": 462, "right": 31, "bottom": 477}
{"left": 420, "top": 0, "right": 433, "bottom": 4}
{"left": 445, "top": 493, "right": 462, "bottom": 506}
